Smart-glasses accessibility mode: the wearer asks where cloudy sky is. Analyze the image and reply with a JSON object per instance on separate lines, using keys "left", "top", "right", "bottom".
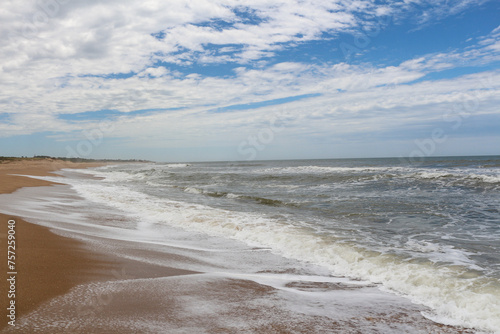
{"left": 1, "top": 0, "right": 499, "bottom": 162}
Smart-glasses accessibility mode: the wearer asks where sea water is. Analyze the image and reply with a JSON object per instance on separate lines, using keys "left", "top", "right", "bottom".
{"left": 1, "top": 156, "right": 499, "bottom": 333}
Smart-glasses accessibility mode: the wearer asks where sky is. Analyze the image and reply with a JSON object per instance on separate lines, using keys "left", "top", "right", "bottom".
{"left": 0, "top": 0, "right": 499, "bottom": 162}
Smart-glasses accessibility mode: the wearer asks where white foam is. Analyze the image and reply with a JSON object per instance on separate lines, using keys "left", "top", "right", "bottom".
{"left": 256, "top": 166, "right": 402, "bottom": 175}
{"left": 19, "top": 166, "right": 498, "bottom": 333}
{"left": 402, "top": 238, "right": 483, "bottom": 269}
{"left": 471, "top": 173, "right": 500, "bottom": 184}
{"left": 407, "top": 168, "right": 500, "bottom": 185}
{"left": 184, "top": 187, "right": 202, "bottom": 194}
{"left": 63, "top": 176, "right": 500, "bottom": 333}
{"left": 10, "top": 273, "right": 445, "bottom": 334}
{"left": 163, "top": 163, "right": 191, "bottom": 168}
{"left": 226, "top": 193, "right": 241, "bottom": 199}
{"left": 0, "top": 183, "right": 307, "bottom": 276}
{"left": 272, "top": 165, "right": 497, "bottom": 183}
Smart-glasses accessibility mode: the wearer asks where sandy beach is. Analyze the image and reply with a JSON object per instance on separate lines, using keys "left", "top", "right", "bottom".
{"left": 0, "top": 159, "right": 476, "bottom": 333}
{"left": 0, "top": 159, "right": 195, "bottom": 332}
{"left": 0, "top": 159, "right": 115, "bottom": 329}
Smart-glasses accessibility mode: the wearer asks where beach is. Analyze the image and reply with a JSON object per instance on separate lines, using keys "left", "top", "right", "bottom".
{"left": 0, "top": 159, "right": 489, "bottom": 333}
{"left": 0, "top": 160, "right": 197, "bottom": 332}
{"left": 0, "top": 159, "right": 122, "bottom": 329}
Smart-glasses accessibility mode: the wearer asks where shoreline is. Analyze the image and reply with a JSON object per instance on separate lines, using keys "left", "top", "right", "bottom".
{"left": 0, "top": 160, "right": 114, "bottom": 329}
{"left": 0, "top": 159, "right": 478, "bottom": 333}
{"left": 0, "top": 160, "right": 194, "bottom": 331}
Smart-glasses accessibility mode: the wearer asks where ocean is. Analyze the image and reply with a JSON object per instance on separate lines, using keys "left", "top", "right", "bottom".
{"left": 2, "top": 156, "right": 499, "bottom": 333}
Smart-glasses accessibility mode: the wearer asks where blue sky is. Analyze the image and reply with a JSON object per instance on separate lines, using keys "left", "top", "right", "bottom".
{"left": 0, "top": 0, "right": 499, "bottom": 162}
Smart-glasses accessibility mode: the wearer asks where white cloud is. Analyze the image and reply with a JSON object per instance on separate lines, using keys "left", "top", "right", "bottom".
{"left": 390, "top": 0, "right": 490, "bottom": 26}
{"left": 1, "top": 0, "right": 498, "bottom": 159}
{"left": 92, "top": 69, "right": 497, "bottom": 159}
{"left": 0, "top": 0, "right": 489, "bottom": 79}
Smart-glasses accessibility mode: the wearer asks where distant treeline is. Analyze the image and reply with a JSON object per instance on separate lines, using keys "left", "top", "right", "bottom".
{"left": 0, "top": 156, "right": 151, "bottom": 163}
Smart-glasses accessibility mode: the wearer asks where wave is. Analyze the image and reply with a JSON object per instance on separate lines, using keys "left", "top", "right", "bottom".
{"left": 252, "top": 165, "right": 500, "bottom": 189}
{"left": 67, "top": 176, "right": 500, "bottom": 333}
{"left": 163, "top": 163, "right": 191, "bottom": 168}
{"left": 406, "top": 170, "right": 500, "bottom": 187}
{"left": 182, "top": 187, "right": 294, "bottom": 207}
{"left": 79, "top": 164, "right": 500, "bottom": 195}
{"left": 257, "top": 166, "right": 401, "bottom": 175}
